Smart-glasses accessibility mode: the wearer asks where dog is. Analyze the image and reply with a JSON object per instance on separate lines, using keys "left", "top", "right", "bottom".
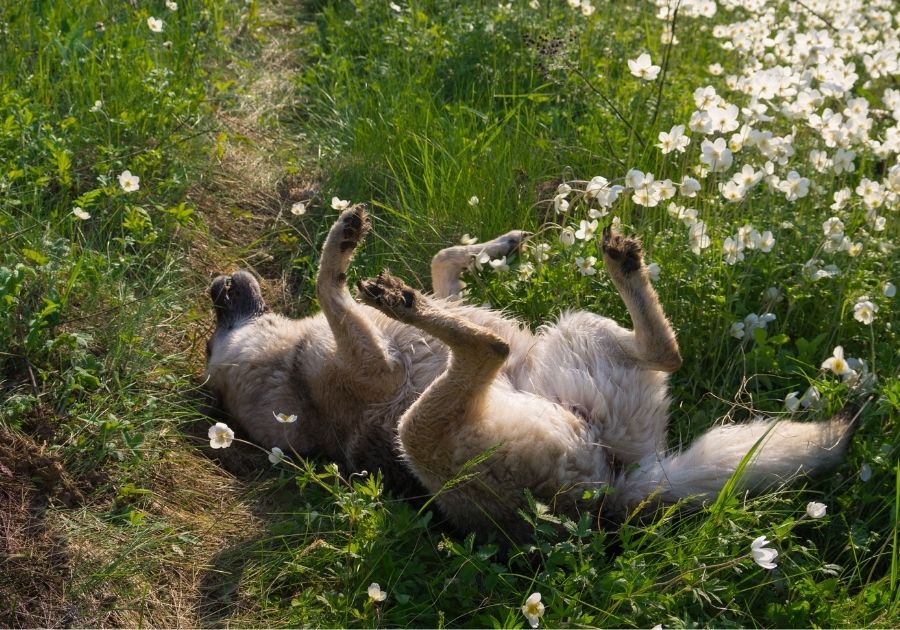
{"left": 204, "top": 205, "right": 853, "bottom": 541}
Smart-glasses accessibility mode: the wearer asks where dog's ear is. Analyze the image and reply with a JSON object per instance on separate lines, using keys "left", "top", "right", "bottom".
{"left": 208, "top": 274, "right": 231, "bottom": 311}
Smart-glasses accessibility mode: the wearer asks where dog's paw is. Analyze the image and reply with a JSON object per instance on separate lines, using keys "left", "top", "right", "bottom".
{"left": 337, "top": 204, "right": 371, "bottom": 252}
{"left": 480, "top": 230, "right": 530, "bottom": 259}
{"left": 601, "top": 226, "right": 643, "bottom": 275}
{"left": 357, "top": 271, "right": 419, "bottom": 318}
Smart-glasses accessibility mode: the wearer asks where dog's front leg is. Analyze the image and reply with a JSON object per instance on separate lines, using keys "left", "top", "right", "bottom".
{"left": 601, "top": 228, "right": 682, "bottom": 373}
{"left": 316, "top": 205, "right": 402, "bottom": 394}
{"left": 431, "top": 230, "right": 528, "bottom": 299}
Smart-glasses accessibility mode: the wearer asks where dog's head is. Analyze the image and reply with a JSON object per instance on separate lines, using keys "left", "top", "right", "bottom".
{"left": 202, "top": 271, "right": 317, "bottom": 455}
{"left": 207, "top": 270, "right": 269, "bottom": 334}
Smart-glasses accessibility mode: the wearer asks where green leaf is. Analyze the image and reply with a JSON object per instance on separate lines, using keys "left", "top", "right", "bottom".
{"left": 22, "top": 248, "right": 49, "bottom": 266}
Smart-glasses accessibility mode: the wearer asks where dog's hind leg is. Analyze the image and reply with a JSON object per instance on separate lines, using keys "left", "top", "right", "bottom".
{"left": 600, "top": 227, "right": 682, "bottom": 373}
{"left": 357, "top": 272, "right": 510, "bottom": 457}
{"left": 316, "top": 205, "right": 403, "bottom": 394}
{"left": 431, "top": 230, "right": 528, "bottom": 299}
{"left": 358, "top": 271, "right": 610, "bottom": 537}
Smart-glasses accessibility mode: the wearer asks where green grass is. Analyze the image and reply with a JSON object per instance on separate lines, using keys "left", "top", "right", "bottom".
{"left": 2, "top": 0, "right": 899, "bottom": 627}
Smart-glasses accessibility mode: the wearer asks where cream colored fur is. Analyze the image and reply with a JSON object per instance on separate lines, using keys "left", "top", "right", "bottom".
{"left": 204, "top": 206, "right": 854, "bottom": 541}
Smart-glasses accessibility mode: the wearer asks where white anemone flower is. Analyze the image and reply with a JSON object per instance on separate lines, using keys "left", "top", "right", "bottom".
{"left": 268, "top": 447, "right": 285, "bottom": 465}
{"left": 147, "top": 16, "right": 164, "bottom": 32}
{"left": 750, "top": 535, "right": 778, "bottom": 570}
{"left": 331, "top": 197, "right": 350, "bottom": 210}
{"left": 806, "top": 502, "right": 827, "bottom": 518}
{"left": 575, "top": 256, "right": 597, "bottom": 276}
{"left": 574, "top": 219, "right": 598, "bottom": 241}
{"left": 367, "top": 583, "right": 387, "bottom": 602}
{"left": 274, "top": 412, "right": 298, "bottom": 423}
{"left": 208, "top": 422, "right": 234, "bottom": 449}
{"left": 628, "top": 53, "right": 660, "bottom": 81}
{"left": 521, "top": 592, "right": 545, "bottom": 628}
{"left": 853, "top": 298, "right": 877, "bottom": 324}
{"left": 72, "top": 207, "right": 91, "bottom": 220}
{"left": 118, "top": 170, "right": 140, "bottom": 192}
{"left": 821, "top": 346, "right": 851, "bottom": 376}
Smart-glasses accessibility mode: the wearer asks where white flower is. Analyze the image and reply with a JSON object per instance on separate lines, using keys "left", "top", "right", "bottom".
{"left": 147, "top": 17, "right": 164, "bottom": 33}
{"left": 72, "top": 207, "right": 91, "bottom": 220}
{"left": 627, "top": 53, "right": 660, "bottom": 81}
{"left": 290, "top": 202, "right": 306, "bottom": 216}
{"left": 758, "top": 231, "right": 775, "bottom": 253}
{"left": 533, "top": 243, "right": 552, "bottom": 262}
{"left": 784, "top": 391, "right": 800, "bottom": 412}
{"left": 800, "top": 386, "right": 821, "bottom": 409}
{"left": 708, "top": 63, "right": 723, "bottom": 76}
{"left": 574, "top": 219, "right": 598, "bottom": 241}
{"left": 521, "top": 592, "right": 545, "bottom": 628}
{"left": 585, "top": 176, "right": 609, "bottom": 198}
{"left": 624, "top": 169, "right": 646, "bottom": 189}
{"left": 490, "top": 256, "right": 510, "bottom": 273}
{"left": 806, "top": 501, "right": 827, "bottom": 519}
{"left": 822, "top": 217, "right": 845, "bottom": 241}
{"left": 331, "top": 197, "right": 350, "bottom": 210}
{"left": 680, "top": 176, "right": 701, "bottom": 197}
{"left": 884, "top": 282, "right": 896, "bottom": 298}
{"left": 859, "top": 463, "right": 873, "bottom": 482}
{"left": 722, "top": 237, "right": 744, "bottom": 265}
{"left": 821, "top": 346, "right": 851, "bottom": 376}
{"left": 700, "top": 138, "right": 733, "bottom": 172}
{"left": 853, "top": 298, "right": 877, "bottom": 324}
{"left": 657, "top": 125, "right": 690, "bottom": 154}
{"left": 390, "top": 1, "right": 402, "bottom": 11}
{"left": 208, "top": 422, "right": 234, "bottom": 449}
{"left": 460, "top": 233, "right": 478, "bottom": 245}
{"left": 118, "top": 170, "right": 140, "bottom": 192}
{"left": 268, "top": 446, "right": 285, "bottom": 464}
{"left": 647, "top": 262, "right": 660, "bottom": 281}
{"left": 165, "top": 0, "right": 178, "bottom": 10}
{"left": 778, "top": 170, "right": 810, "bottom": 201}
{"left": 729, "top": 321, "right": 745, "bottom": 339}
{"left": 367, "top": 583, "right": 387, "bottom": 602}
{"left": 750, "top": 535, "right": 778, "bottom": 570}
{"left": 553, "top": 194, "right": 570, "bottom": 214}
{"left": 518, "top": 262, "right": 535, "bottom": 280}
{"left": 575, "top": 256, "right": 597, "bottom": 276}
{"left": 468, "top": 195, "right": 480, "bottom": 206}
{"left": 274, "top": 412, "right": 298, "bottom": 424}
{"left": 688, "top": 221, "right": 710, "bottom": 255}
{"left": 559, "top": 227, "right": 575, "bottom": 247}
{"left": 90, "top": 100, "right": 103, "bottom": 112}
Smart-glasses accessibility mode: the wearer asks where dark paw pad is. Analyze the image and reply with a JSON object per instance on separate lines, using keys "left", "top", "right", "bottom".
{"left": 601, "top": 227, "right": 643, "bottom": 274}
{"left": 339, "top": 204, "right": 371, "bottom": 251}
{"left": 356, "top": 271, "right": 417, "bottom": 313}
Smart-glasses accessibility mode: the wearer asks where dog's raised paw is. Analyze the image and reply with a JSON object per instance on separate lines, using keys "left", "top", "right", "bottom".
{"left": 357, "top": 272, "right": 418, "bottom": 316}
{"left": 601, "top": 226, "right": 643, "bottom": 274}
{"left": 339, "top": 204, "right": 371, "bottom": 252}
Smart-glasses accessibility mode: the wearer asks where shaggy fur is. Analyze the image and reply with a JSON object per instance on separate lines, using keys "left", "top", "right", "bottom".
{"left": 204, "top": 205, "right": 854, "bottom": 541}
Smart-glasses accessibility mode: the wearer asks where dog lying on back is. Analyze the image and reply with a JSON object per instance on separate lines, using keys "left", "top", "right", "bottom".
{"left": 204, "top": 205, "right": 853, "bottom": 541}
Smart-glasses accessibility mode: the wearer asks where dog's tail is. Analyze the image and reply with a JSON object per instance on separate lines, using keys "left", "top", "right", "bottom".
{"left": 606, "top": 406, "right": 859, "bottom": 517}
